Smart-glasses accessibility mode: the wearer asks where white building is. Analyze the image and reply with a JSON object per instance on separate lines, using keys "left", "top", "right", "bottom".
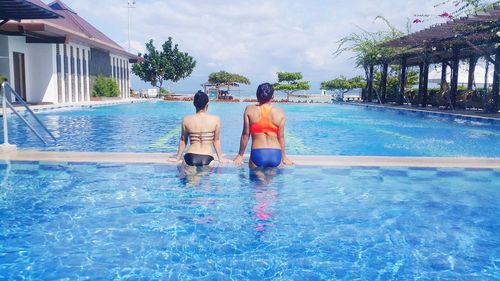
{"left": 0, "top": 0, "right": 138, "bottom": 104}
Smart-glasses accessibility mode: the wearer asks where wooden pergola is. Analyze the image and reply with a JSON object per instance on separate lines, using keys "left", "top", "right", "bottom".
{"left": 370, "top": 7, "right": 500, "bottom": 111}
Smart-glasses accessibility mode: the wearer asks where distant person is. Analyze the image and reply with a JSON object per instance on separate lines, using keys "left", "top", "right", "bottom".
{"left": 234, "top": 83, "right": 293, "bottom": 167}
{"left": 169, "top": 91, "right": 230, "bottom": 166}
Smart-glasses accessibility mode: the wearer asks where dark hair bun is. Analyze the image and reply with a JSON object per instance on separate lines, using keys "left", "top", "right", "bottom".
{"left": 256, "top": 83, "right": 274, "bottom": 103}
{"left": 194, "top": 90, "right": 209, "bottom": 111}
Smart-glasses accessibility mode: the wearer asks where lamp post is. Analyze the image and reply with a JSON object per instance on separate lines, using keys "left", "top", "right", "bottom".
{"left": 127, "top": 0, "right": 136, "bottom": 52}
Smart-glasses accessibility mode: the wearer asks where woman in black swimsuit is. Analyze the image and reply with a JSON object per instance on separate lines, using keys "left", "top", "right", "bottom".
{"left": 169, "top": 91, "right": 230, "bottom": 166}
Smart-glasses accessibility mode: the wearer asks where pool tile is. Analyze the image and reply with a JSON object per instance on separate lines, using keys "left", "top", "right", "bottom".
{"left": 10, "top": 160, "right": 39, "bottom": 165}
{"left": 464, "top": 168, "right": 494, "bottom": 172}
{"left": 67, "top": 161, "right": 98, "bottom": 166}
{"left": 12, "top": 169, "right": 39, "bottom": 175}
{"left": 436, "top": 171, "right": 466, "bottom": 178}
{"left": 39, "top": 164, "right": 68, "bottom": 172}
{"left": 321, "top": 168, "right": 352, "bottom": 176}
{"left": 379, "top": 169, "right": 408, "bottom": 177}
{"left": 408, "top": 167, "right": 438, "bottom": 171}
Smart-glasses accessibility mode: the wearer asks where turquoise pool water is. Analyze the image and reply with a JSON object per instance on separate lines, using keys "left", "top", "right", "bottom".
{"left": 2, "top": 101, "right": 500, "bottom": 157}
{"left": 0, "top": 161, "right": 498, "bottom": 279}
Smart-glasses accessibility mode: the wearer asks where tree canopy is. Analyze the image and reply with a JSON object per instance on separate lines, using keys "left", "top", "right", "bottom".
{"left": 208, "top": 71, "right": 250, "bottom": 86}
{"left": 334, "top": 17, "right": 408, "bottom": 74}
{"left": 321, "top": 76, "right": 365, "bottom": 94}
{"left": 132, "top": 37, "right": 196, "bottom": 91}
{"left": 273, "top": 72, "right": 310, "bottom": 100}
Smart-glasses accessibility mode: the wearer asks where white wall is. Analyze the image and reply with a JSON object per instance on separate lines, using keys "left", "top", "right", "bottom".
{"left": 26, "top": 43, "right": 57, "bottom": 103}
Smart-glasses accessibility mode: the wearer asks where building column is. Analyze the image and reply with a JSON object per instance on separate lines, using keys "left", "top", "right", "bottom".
{"left": 67, "top": 45, "right": 73, "bottom": 103}
{"left": 119, "top": 60, "right": 122, "bottom": 96}
{"left": 59, "top": 44, "right": 66, "bottom": 103}
{"left": 399, "top": 57, "right": 407, "bottom": 105}
{"left": 122, "top": 59, "right": 126, "bottom": 98}
{"left": 126, "top": 61, "right": 130, "bottom": 98}
{"left": 380, "top": 63, "right": 388, "bottom": 103}
{"left": 367, "top": 64, "right": 374, "bottom": 102}
{"left": 421, "top": 60, "right": 429, "bottom": 107}
{"left": 79, "top": 47, "right": 84, "bottom": 102}
{"left": 467, "top": 56, "right": 477, "bottom": 91}
{"left": 85, "top": 49, "right": 90, "bottom": 101}
{"left": 418, "top": 62, "right": 424, "bottom": 103}
{"left": 492, "top": 46, "right": 500, "bottom": 112}
{"left": 440, "top": 62, "right": 447, "bottom": 91}
{"left": 450, "top": 48, "right": 460, "bottom": 109}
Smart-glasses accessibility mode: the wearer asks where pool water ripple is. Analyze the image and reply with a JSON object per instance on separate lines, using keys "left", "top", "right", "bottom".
{"left": 1, "top": 102, "right": 499, "bottom": 157}
{"left": 0, "top": 161, "right": 499, "bottom": 279}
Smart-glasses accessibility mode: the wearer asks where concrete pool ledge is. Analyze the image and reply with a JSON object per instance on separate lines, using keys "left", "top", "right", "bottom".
{"left": 1, "top": 150, "right": 499, "bottom": 168}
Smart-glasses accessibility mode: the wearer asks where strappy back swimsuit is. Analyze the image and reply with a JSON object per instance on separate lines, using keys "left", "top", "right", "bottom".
{"left": 249, "top": 104, "right": 282, "bottom": 167}
{"left": 184, "top": 131, "right": 215, "bottom": 166}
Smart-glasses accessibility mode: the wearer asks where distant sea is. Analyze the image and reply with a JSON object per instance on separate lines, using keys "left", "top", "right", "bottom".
{"left": 171, "top": 90, "right": 312, "bottom": 100}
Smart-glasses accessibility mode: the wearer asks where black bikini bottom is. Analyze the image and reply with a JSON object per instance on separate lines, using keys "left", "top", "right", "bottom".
{"left": 184, "top": 153, "right": 214, "bottom": 166}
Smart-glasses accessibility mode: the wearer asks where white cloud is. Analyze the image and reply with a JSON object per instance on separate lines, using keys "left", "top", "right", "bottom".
{"left": 58, "top": 0, "right": 466, "bottom": 92}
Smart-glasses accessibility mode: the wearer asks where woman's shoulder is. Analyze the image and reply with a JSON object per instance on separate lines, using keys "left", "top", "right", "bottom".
{"left": 245, "top": 104, "right": 258, "bottom": 111}
{"left": 271, "top": 105, "right": 284, "bottom": 114}
{"left": 206, "top": 113, "right": 220, "bottom": 121}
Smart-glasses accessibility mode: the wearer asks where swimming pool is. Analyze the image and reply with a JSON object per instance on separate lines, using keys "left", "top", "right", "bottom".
{"left": 0, "top": 161, "right": 498, "bottom": 279}
{"left": 2, "top": 101, "right": 500, "bottom": 157}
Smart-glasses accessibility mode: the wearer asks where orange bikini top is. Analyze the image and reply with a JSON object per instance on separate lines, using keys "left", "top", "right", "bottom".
{"left": 250, "top": 104, "right": 279, "bottom": 135}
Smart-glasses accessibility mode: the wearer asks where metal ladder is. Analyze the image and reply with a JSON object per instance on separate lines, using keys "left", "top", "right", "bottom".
{"left": 1, "top": 82, "right": 57, "bottom": 150}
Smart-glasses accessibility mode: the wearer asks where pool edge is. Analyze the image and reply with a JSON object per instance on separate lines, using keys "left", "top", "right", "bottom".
{"left": 1, "top": 150, "right": 499, "bottom": 168}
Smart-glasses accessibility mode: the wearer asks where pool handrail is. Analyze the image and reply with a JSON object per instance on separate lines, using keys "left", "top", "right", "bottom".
{"left": 1, "top": 82, "right": 57, "bottom": 146}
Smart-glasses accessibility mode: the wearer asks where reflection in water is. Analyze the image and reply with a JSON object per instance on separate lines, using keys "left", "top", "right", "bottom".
{"left": 176, "top": 164, "right": 215, "bottom": 187}
{"left": 249, "top": 168, "right": 281, "bottom": 232}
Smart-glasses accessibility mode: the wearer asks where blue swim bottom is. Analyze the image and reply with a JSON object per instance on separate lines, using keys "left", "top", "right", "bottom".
{"left": 250, "top": 148, "right": 282, "bottom": 168}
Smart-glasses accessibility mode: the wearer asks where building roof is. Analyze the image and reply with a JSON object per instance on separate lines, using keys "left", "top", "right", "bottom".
{"left": 0, "top": 0, "right": 138, "bottom": 61}
{"left": 0, "top": 0, "right": 62, "bottom": 21}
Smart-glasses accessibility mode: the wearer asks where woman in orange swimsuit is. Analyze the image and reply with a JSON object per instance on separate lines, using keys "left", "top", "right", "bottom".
{"left": 234, "top": 83, "right": 293, "bottom": 167}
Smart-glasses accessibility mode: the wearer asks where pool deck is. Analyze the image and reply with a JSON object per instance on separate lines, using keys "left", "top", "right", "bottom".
{"left": 1, "top": 150, "right": 499, "bottom": 168}
{"left": 349, "top": 102, "right": 500, "bottom": 121}
{"left": 1, "top": 98, "right": 157, "bottom": 115}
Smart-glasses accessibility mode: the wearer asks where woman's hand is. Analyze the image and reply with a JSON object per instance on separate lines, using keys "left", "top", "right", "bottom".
{"left": 218, "top": 157, "right": 233, "bottom": 164}
{"left": 282, "top": 156, "right": 294, "bottom": 166}
{"left": 233, "top": 155, "right": 244, "bottom": 166}
{"left": 167, "top": 157, "right": 181, "bottom": 163}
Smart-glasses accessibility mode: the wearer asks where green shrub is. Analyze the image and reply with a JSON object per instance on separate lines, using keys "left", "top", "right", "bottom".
{"left": 0, "top": 74, "right": 6, "bottom": 84}
{"left": 158, "top": 87, "right": 170, "bottom": 97}
{"left": 106, "top": 77, "right": 120, "bottom": 97}
{"left": 92, "top": 75, "right": 120, "bottom": 97}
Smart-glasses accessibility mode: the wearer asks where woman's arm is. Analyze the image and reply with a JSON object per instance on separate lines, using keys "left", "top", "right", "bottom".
{"left": 278, "top": 113, "right": 294, "bottom": 165}
{"left": 170, "top": 118, "right": 188, "bottom": 161}
{"left": 234, "top": 107, "right": 250, "bottom": 165}
{"left": 212, "top": 117, "right": 226, "bottom": 162}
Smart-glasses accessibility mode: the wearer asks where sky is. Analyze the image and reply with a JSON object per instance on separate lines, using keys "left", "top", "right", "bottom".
{"left": 57, "top": 0, "right": 460, "bottom": 93}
